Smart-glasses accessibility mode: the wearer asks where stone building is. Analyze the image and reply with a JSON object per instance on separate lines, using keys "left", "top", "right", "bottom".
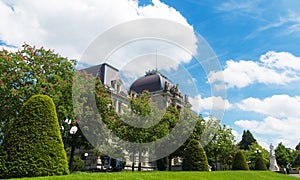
{"left": 83, "top": 63, "right": 128, "bottom": 114}
{"left": 82, "top": 63, "right": 188, "bottom": 170}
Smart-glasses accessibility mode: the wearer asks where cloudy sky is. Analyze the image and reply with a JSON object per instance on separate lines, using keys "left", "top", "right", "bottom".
{"left": 1, "top": 0, "right": 300, "bottom": 150}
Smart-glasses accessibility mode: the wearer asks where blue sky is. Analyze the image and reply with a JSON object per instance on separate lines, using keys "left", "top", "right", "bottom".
{"left": 154, "top": 0, "right": 300, "bottom": 149}
{"left": 1, "top": 0, "right": 300, "bottom": 149}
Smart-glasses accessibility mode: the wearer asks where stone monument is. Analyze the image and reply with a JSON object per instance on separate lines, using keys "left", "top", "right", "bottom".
{"left": 269, "top": 143, "right": 279, "bottom": 171}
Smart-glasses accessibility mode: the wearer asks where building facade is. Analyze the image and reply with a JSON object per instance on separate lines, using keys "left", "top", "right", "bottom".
{"left": 82, "top": 63, "right": 188, "bottom": 170}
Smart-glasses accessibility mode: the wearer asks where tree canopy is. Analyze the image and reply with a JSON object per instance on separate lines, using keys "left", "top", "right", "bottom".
{"left": 204, "top": 118, "right": 237, "bottom": 170}
{"left": 0, "top": 44, "right": 76, "bottom": 141}
{"left": 275, "top": 142, "right": 293, "bottom": 167}
{"left": 238, "top": 130, "right": 257, "bottom": 150}
{"left": 243, "top": 142, "right": 269, "bottom": 170}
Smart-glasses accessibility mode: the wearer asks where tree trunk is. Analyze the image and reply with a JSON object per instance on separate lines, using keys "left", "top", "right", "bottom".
{"left": 68, "top": 144, "right": 75, "bottom": 173}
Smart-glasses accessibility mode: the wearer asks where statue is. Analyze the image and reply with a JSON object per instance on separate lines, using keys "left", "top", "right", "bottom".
{"left": 269, "top": 143, "right": 274, "bottom": 156}
{"left": 164, "top": 81, "right": 169, "bottom": 91}
{"left": 269, "top": 143, "right": 279, "bottom": 171}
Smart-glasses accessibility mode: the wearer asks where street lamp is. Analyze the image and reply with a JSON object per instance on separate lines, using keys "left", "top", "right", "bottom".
{"left": 61, "top": 118, "right": 78, "bottom": 173}
{"left": 70, "top": 125, "right": 78, "bottom": 135}
{"left": 61, "top": 119, "right": 78, "bottom": 149}
{"left": 84, "top": 153, "right": 89, "bottom": 171}
{"left": 255, "top": 148, "right": 261, "bottom": 155}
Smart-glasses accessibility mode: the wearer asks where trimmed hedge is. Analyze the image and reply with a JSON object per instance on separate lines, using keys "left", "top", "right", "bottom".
{"left": 232, "top": 151, "right": 249, "bottom": 170}
{"left": 72, "top": 156, "right": 84, "bottom": 171}
{"left": 0, "top": 145, "right": 8, "bottom": 178}
{"left": 255, "top": 156, "right": 267, "bottom": 170}
{"left": 2, "top": 94, "right": 69, "bottom": 178}
{"left": 182, "top": 139, "right": 209, "bottom": 171}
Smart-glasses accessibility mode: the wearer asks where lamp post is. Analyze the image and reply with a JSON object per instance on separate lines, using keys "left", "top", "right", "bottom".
{"left": 68, "top": 125, "right": 78, "bottom": 173}
{"left": 254, "top": 148, "right": 262, "bottom": 170}
{"left": 255, "top": 148, "right": 261, "bottom": 155}
{"left": 84, "top": 152, "right": 89, "bottom": 171}
{"left": 61, "top": 118, "right": 78, "bottom": 173}
{"left": 215, "top": 143, "right": 220, "bottom": 171}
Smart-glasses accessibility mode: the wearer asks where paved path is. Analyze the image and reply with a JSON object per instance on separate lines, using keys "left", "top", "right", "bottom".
{"left": 290, "top": 174, "right": 300, "bottom": 178}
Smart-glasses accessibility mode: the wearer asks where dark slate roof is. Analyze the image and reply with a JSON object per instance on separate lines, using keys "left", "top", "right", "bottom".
{"left": 81, "top": 63, "right": 119, "bottom": 85}
{"left": 130, "top": 71, "right": 170, "bottom": 94}
{"left": 82, "top": 64, "right": 101, "bottom": 77}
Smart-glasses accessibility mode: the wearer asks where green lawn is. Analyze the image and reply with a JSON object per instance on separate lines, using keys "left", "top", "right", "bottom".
{"left": 12, "top": 171, "right": 299, "bottom": 180}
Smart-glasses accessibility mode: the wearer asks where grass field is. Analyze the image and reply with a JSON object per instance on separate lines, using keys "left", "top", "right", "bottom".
{"left": 12, "top": 171, "right": 299, "bottom": 180}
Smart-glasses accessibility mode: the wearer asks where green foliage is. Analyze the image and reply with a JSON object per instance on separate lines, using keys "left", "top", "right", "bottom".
{"left": 293, "top": 151, "right": 300, "bottom": 168}
{"left": 2, "top": 94, "right": 69, "bottom": 178}
{"left": 168, "top": 113, "right": 205, "bottom": 170}
{"left": 243, "top": 142, "right": 270, "bottom": 170}
{"left": 0, "top": 44, "right": 76, "bottom": 142}
{"left": 238, "top": 130, "right": 257, "bottom": 150}
{"left": 0, "top": 145, "right": 8, "bottom": 178}
{"left": 129, "top": 90, "right": 151, "bottom": 116}
{"left": 254, "top": 156, "right": 267, "bottom": 170}
{"left": 232, "top": 151, "right": 250, "bottom": 170}
{"left": 204, "top": 120, "right": 237, "bottom": 170}
{"left": 182, "top": 139, "right": 209, "bottom": 171}
{"left": 71, "top": 156, "right": 84, "bottom": 172}
{"left": 74, "top": 74, "right": 174, "bottom": 171}
{"left": 275, "top": 142, "right": 293, "bottom": 167}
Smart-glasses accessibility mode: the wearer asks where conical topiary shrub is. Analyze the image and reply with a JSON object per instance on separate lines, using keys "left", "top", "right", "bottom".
{"left": 0, "top": 145, "right": 8, "bottom": 178}
{"left": 232, "top": 151, "right": 249, "bottom": 170}
{"left": 254, "top": 156, "right": 267, "bottom": 170}
{"left": 3, "top": 94, "right": 69, "bottom": 178}
{"left": 182, "top": 139, "right": 209, "bottom": 171}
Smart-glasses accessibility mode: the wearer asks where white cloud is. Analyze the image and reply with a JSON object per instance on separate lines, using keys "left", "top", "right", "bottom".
{"left": 189, "top": 95, "right": 232, "bottom": 113}
{"left": 208, "top": 51, "right": 300, "bottom": 88}
{"left": 261, "top": 51, "right": 300, "bottom": 71}
{"left": 236, "top": 95, "right": 300, "bottom": 118}
{"left": 0, "top": 0, "right": 197, "bottom": 72}
{"left": 235, "top": 94, "right": 300, "bottom": 149}
{"left": 235, "top": 116, "right": 300, "bottom": 149}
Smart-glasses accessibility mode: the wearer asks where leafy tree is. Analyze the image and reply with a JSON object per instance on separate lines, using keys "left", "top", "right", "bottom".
{"left": 168, "top": 113, "right": 205, "bottom": 171}
{"left": 71, "top": 156, "right": 84, "bottom": 171}
{"left": 0, "top": 44, "right": 76, "bottom": 141}
{"left": 238, "top": 130, "right": 257, "bottom": 150}
{"left": 120, "top": 91, "right": 166, "bottom": 171}
{"left": 232, "top": 151, "right": 249, "bottom": 170}
{"left": 182, "top": 139, "right": 209, "bottom": 171}
{"left": 76, "top": 77, "right": 168, "bottom": 172}
{"left": 2, "top": 94, "right": 69, "bottom": 178}
{"left": 204, "top": 120, "right": 237, "bottom": 170}
{"left": 254, "top": 156, "right": 267, "bottom": 170}
{"left": 275, "top": 142, "right": 293, "bottom": 167}
{"left": 0, "top": 45, "right": 93, "bottom": 173}
{"left": 293, "top": 151, "right": 300, "bottom": 168}
{"left": 243, "top": 142, "right": 270, "bottom": 170}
